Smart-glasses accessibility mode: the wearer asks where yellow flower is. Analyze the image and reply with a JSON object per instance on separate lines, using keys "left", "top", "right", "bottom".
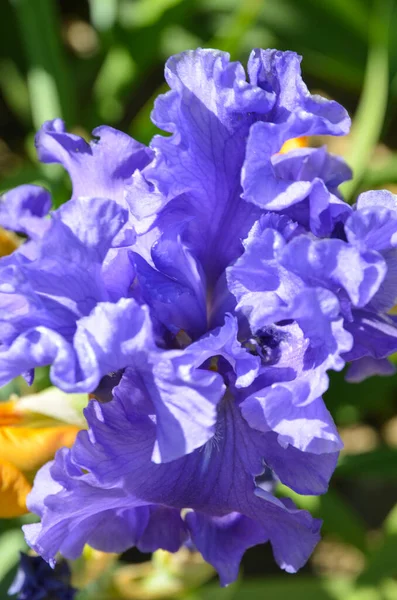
{"left": 0, "top": 388, "right": 87, "bottom": 518}
{"left": 0, "top": 227, "right": 19, "bottom": 257}
{"left": 0, "top": 425, "right": 80, "bottom": 474}
{"left": 0, "top": 459, "right": 32, "bottom": 517}
{"left": 279, "top": 136, "right": 309, "bottom": 154}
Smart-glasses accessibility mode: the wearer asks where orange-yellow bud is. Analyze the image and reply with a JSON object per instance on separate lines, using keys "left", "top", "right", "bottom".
{"left": 0, "top": 388, "right": 86, "bottom": 517}
{"left": 0, "top": 426, "right": 79, "bottom": 473}
{"left": 0, "top": 459, "right": 32, "bottom": 517}
{"left": 0, "top": 227, "right": 19, "bottom": 257}
{"left": 279, "top": 136, "right": 308, "bottom": 154}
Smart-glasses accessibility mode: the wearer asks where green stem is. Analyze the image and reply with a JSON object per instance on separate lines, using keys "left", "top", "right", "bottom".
{"left": 341, "top": 0, "right": 391, "bottom": 201}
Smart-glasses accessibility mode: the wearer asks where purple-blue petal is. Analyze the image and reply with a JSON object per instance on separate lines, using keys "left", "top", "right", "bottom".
{"left": 25, "top": 391, "right": 323, "bottom": 581}
{"left": 345, "top": 356, "right": 396, "bottom": 383}
{"left": 35, "top": 119, "right": 152, "bottom": 203}
{"left": 186, "top": 512, "right": 268, "bottom": 586}
{"left": 0, "top": 184, "right": 51, "bottom": 238}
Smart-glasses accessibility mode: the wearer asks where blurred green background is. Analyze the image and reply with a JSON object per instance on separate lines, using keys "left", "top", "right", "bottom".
{"left": 1, "top": 0, "right": 397, "bottom": 598}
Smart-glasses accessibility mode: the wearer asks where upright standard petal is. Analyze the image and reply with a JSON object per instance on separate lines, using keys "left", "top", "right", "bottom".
{"left": 128, "top": 49, "right": 349, "bottom": 281}
{"left": 247, "top": 49, "right": 350, "bottom": 136}
{"left": 128, "top": 49, "right": 267, "bottom": 279}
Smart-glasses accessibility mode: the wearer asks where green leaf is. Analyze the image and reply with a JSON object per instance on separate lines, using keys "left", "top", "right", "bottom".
{"left": 326, "top": 369, "right": 396, "bottom": 421}
{"left": 320, "top": 490, "right": 367, "bottom": 553}
{"left": 217, "top": 577, "right": 376, "bottom": 600}
{"left": 341, "top": 0, "right": 392, "bottom": 200}
{"left": 304, "top": 0, "right": 368, "bottom": 40}
{"left": 357, "top": 504, "right": 397, "bottom": 585}
{"left": 358, "top": 534, "right": 397, "bottom": 587}
{"left": 11, "top": 0, "right": 76, "bottom": 127}
{"left": 277, "top": 485, "right": 367, "bottom": 552}
{"left": 336, "top": 448, "right": 397, "bottom": 480}
{"left": 199, "top": 580, "right": 239, "bottom": 600}
{"left": 0, "top": 165, "right": 48, "bottom": 194}
{"left": 0, "top": 528, "right": 26, "bottom": 583}
{"left": 257, "top": 0, "right": 367, "bottom": 89}
{"left": 119, "top": 0, "right": 185, "bottom": 28}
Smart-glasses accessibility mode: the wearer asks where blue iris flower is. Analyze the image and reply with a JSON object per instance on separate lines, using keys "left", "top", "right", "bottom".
{"left": 8, "top": 552, "right": 76, "bottom": 600}
{"left": 0, "top": 48, "right": 396, "bottom": 585}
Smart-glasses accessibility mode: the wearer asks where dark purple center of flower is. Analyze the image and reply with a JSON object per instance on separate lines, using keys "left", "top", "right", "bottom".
{"left": 246, "top": 324, "right": 290, "bottom": 365}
